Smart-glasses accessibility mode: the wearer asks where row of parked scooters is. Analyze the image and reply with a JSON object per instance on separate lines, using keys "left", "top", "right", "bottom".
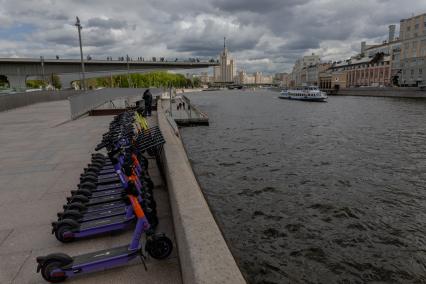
{"left": 36, "top": 110, "right": 173, "bottom": 283}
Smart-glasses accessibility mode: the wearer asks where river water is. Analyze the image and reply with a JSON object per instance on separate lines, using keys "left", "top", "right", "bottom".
{"left": 179, "top": 90, "right": 426, "bottom": 284}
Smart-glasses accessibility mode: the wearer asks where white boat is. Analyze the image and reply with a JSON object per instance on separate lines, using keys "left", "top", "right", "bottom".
{"left": 279, "top": 86, "right": 327, "bottom": 102}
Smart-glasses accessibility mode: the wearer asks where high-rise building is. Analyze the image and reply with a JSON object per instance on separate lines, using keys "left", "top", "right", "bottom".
{"left": 399, "top": 12, "right": 426, "bottom": 86}
{"left": 290, "top": 54, "right": 321, "bottom": 86}
{"left": 215, "top": 38, "right": 236, "bottom": 83}
{"left": 254, "top": 72, "right": 262, "bottom": 84}
{"left": 389, "top": 24, "right": 396, "bottom": 42}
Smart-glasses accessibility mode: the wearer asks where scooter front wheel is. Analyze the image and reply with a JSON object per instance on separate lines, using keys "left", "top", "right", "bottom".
{"left": 41, "top": 261, "right": 67, "bottom": 283}
{"left": 146, "top": 235, "right": 173, "bottom": 260}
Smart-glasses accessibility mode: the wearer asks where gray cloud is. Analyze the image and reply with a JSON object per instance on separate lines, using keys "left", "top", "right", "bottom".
{"left": 0, "top": 0, "right": 425, "bottom": 73}
{"left": 87, "top": 17, "right": 128, "bottom": 29}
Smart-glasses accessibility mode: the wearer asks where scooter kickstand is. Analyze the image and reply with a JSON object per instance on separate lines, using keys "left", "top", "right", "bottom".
{"left": 139, "top": 249, "right": 148, "bottom": 271}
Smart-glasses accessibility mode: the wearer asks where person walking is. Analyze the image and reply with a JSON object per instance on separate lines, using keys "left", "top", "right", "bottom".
{"left": 143, "top": 89, "right": 153, "bottom": 116}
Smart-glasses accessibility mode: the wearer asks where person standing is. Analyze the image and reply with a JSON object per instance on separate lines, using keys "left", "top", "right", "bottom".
{"left": 143, "top": 89, "right": 153, "bottom": 116}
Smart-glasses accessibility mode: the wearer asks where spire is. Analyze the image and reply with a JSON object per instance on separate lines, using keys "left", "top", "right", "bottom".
{"left": 224, "top": 37, "right": 226, "bottom": 50}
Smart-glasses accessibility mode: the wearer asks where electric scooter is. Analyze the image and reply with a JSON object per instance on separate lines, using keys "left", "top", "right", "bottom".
{"left": 37, "top": 187, "right": 173, "bottom": 283}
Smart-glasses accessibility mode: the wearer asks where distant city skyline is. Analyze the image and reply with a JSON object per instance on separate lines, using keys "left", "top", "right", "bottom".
{"left": 0, "top": 1, "right": 426, "bottom": 73}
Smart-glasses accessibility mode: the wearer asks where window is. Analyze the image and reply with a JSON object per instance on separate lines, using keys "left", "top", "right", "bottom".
{"left": 419, "top": 69, "right": 423, "bottom": 75}
{"left": 415, "top": 24, "right": 419, "bottom": 30}
{"left": 411, "top": 69, "right": 414, "bottom": 75}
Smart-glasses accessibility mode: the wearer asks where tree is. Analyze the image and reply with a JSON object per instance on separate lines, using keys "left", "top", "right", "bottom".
{"left": 93, "top": 71, "right": 192, "bottom": 89}
{"left": 0, "top": 75, "right": 9, "bottom": 87}
{"left": 26, "top": 80, "right": 46, "bottom": 89}
{"left": 51, "top": 74, "right": 62, "bottom": 89}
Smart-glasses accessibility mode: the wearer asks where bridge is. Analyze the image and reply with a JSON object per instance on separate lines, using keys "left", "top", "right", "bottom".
{"left": 0, "top": 58, "right": 218, "bottom": 89}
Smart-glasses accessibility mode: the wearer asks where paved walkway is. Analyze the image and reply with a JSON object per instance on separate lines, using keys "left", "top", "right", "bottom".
{"left": 0, "top": 101, "right": 181, "bottom": 283}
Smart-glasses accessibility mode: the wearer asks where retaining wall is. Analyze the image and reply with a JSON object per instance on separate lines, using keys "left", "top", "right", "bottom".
{"left": 0, "top": 90, "right": 82, "bottom": 112}
{"left": 157, "top": 104, "right": 246, "bottom": 284}
{"left": 336, "top": 87, "right": 426, "bottom": 98}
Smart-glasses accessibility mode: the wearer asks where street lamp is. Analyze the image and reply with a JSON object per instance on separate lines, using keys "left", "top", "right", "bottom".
{"left": 75, "top": 16, "right": 86, "bottom": 91}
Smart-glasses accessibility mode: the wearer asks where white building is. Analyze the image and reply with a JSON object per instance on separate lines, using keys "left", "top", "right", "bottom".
{"left": 291, "top": 54, "right": 321, "bottom": 86}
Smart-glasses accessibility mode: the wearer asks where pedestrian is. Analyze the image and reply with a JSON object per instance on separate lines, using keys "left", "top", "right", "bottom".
{"left": 143, "top": 89, "right": 153, "bottom": 116}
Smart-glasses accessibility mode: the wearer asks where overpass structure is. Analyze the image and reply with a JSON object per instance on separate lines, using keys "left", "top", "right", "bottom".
{"left": 0, "top": 58, "right": 218, "bottom": 88}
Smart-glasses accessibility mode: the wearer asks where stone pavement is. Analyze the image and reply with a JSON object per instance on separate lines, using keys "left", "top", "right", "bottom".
{"left": 0, "top": 101, "right": 181, "bottom": 283}
{"left": 161, "top": 98, "right": 208, "bottom": 126}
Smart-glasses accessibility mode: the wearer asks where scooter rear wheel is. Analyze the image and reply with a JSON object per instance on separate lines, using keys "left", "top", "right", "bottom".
{"left": 41, "top": 261, "right": 67, "bottom": 283}
{"left": 55, "top": 225, "right": 74, "bottom": 243}
{"left": 146, "top": 235, "right": 173, "bottom": 259}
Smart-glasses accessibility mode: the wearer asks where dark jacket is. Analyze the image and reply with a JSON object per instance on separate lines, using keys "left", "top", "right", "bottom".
{"left": 143, "top": 89, "right": 152, "bottom": 105}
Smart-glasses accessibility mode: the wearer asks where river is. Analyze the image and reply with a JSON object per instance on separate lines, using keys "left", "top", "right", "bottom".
{"left": 179, "top": 90, "right": 426, "bottom": 284}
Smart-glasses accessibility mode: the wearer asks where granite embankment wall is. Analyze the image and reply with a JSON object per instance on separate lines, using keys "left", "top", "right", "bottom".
{"left": 157, "top": 103, "right": 246, "bottom": 284}
{"left": 0, "top": 90, "right": 83, "bottom": 112}
{"left": 336, "top": 87, "right": 426, "bottom": 98}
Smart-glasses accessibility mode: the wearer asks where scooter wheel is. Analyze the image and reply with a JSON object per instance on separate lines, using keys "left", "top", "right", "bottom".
{"left": 55, "top": 225, "right": 74, "bottom": 243}
{"left": 85, "top": 167, "right": 100, "bottom": 175}
{"left": 65, "top": 202, "right": 86, "bottom": 212}
{"left": 146, "top": 235, "right": 173, "bottom": 259}
{"left": 68, "top": 195, "right": 89, "bottom": 204}
{"left": 143, "top": 178, "right": 154, "bottom": 191}
{"left": 59, "top": 210, "right": 83, "bottom": 221}
{"left": 55, "top": 224, "right": 74, "bottom": 243}
{"left": 80, "top": 175, "right": 97, "bottom": 184}
{"left": 41, "top": 261, "right": 67, "bottom": 283}
{"left": 147, "top": 214, "right": 159, "bottom": 229}
{"left": 90, "top": 160, "right": 104, "bottom": 167}
{"left": 72, "top": 188, "right": 92, "bottom": 197}
{"left": 79, "top": 182, "right": 96, "bottom": 190}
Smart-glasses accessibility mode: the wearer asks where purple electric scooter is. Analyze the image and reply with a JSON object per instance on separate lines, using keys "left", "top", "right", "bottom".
{"left": 36, "top": 187, "right": 173, "bottom": 283}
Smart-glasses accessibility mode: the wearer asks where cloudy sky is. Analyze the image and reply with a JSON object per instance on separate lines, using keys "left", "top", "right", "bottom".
{"left": 0, "top": 0, "right": 425, "bottom": 73}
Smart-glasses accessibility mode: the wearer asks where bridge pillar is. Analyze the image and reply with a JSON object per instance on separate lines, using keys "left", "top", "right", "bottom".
{"left": 7, "top": 75, "right": 27, "bottom": 89}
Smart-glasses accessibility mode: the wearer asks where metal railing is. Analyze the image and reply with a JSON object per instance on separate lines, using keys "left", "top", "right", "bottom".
{"left": 68, "top": 88, "right": 159, "bottom": 119}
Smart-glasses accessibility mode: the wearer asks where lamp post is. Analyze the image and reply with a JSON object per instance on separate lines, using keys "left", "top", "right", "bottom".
{"left": 75, "top": 16, "right": 86, "bottom": 91}
{"left": 40, "top": 56, "right": 46, "bottom": 89}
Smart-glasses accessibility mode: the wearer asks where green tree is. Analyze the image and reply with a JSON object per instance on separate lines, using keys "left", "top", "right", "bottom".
{"left": 0, "top": 75, "right": 8, "bottom": 87}
{"left": 93, "top": 71, "right": 192, "bottom": 89}
{"left": 26, "top": 80, "right": 47, "bottom": 89}
{"left": 51, "top": 75, "right": 62, "bottom": 89}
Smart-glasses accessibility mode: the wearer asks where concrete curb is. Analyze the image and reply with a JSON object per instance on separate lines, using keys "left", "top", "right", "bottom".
{"left": 157, "top": 104, "right": 246, "bottom": 284}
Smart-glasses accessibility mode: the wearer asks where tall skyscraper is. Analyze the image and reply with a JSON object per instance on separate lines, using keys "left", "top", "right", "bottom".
{"left": 215, "top": 37, "right": 236, "bottom": 83}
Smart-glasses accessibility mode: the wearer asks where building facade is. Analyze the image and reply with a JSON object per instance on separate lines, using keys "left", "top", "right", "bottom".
{"left": 215, "top": 38, "right": 236, "bottom": 83}
{"left": 346, "top": 54, "right": 391, "bottom": 87}
{"left": 399, "top": 12, "right": 426, "bottom": 86}
{"left": 274, "top": 73, "right": 290, "bottom": 87}
{"left": 290, "top": 54, "right": 321, "bottom": 86}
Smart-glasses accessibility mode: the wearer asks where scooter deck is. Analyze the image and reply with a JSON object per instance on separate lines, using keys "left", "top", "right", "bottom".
{"left": 63, "top": 245, "right": 138, "bottom": 269}
{"left": 95, "top": 176, "right": 121, "bottom": 185}
{"left": 80, "top": 215, "right": 130, "bottom": 230}
{"left": 79, "top": 207, "right": 127, "bottom": 223}
{"left": 85, "top": 201, "right": 126, "bottom": 213}
{"left": 90, "top": 188, "right": 122, "bottom": 198}
{"left": 90, "top": 182, "right": 122, "bottom": 192}
{"left": 86, "top": 194, "right": 123, "bottom": 206}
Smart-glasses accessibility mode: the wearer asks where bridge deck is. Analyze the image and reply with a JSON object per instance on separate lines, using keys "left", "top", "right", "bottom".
{"left": 0, "top": 100, "right": 181, "bottom": 283}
